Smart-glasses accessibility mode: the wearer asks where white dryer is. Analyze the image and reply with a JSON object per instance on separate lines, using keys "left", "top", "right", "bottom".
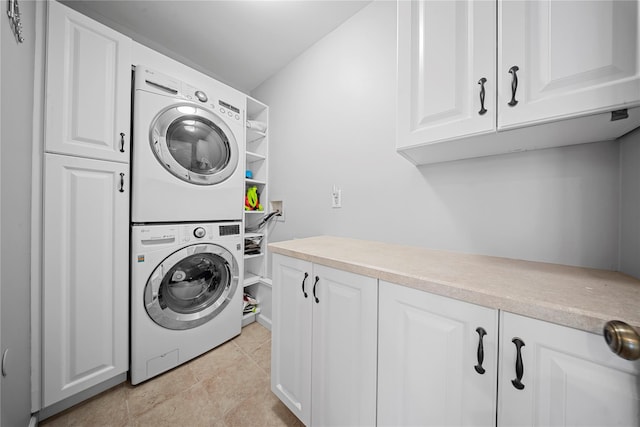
{"left": 132, "top": 66, "right": 245, "bottom": 223}
{"left": 130, "top": 221, "right": 242, "bottom": 385}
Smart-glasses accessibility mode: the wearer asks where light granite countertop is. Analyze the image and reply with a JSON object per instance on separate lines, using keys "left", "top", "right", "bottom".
{"left": 268, "top": 236, "right": 640, "bottom": 335}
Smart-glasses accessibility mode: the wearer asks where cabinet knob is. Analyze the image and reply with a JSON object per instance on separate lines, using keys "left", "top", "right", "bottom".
{"left": 604, "top": 320, "right": 640, "bottom": 361}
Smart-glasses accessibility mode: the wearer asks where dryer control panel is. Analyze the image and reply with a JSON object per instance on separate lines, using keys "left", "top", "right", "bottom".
{"left": 135, "top": 222, "right": 242, "bottom": 248}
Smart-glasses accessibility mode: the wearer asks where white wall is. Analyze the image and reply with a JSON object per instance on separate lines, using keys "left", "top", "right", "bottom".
{"left": 132, "top": 42, "right": 244, "bottom": 102}
{"left": 1, "top": 0, "right": 35, "bottom": 424}
{"left": 253, "top": 0, "right": 624, "bottom": 271}
{"left": 620, "top": 128, "right": 640, "bottom": 278}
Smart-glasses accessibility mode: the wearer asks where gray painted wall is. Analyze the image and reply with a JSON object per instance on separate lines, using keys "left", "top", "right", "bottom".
{"left": 1, "top": 0, "right": 35, "bottom": 425}
{"left": 620, "top": 128, "right": 640, "bottom": 278}
{"left": 253, "top": 0, "right": 626, "bottom": 272}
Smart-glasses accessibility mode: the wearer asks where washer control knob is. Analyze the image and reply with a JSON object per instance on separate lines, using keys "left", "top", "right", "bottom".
{"left": 193, "top": 227, "right": 206, "bottom": 238}
{"left": 195, "top": 90, "right": 208, "bottom": 103}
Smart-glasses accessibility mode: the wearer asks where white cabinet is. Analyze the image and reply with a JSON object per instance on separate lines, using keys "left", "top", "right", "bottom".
{"left": 41, "top": 1, "right": 131, "bottom": 409}
{"left": 243, "top": 97, "right": 270, "bottom": 326}
{"left": 397, "top": 0, "right": 640, "bottom": 165}
{"left": 271, "top": 255, "right": 311, "bottom": 422}
{"left": 42, "top": 153, "right": 129, "bottom": 406}
{"left": 377, "top": 281, "right": 498, "bottom": 427}
{"left": 45, "top": 0, "right": 131, "bottom": 163}
{"left": 271, "top": 254, "right": 378, "bottom": 426}
{"left": 498, "top": 0, "right": 640, "bottom": 129}
{"left": 498, "top": 312, "right": 640, "bottom": 427}
{"left": 377, "top": 281, "right": 640, "bottom": 427}
{"left": 397, "top": 0, "right": 496, "bottom": 147}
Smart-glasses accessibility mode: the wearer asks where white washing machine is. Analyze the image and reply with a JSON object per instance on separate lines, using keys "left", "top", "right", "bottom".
{"left": 130, "top": 221, "right": 243, "bottom": 385}
{"left": 131, "top": 65, "right": 245, "bottom": 223}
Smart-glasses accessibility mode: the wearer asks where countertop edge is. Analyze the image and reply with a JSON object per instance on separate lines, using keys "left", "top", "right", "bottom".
{"left": 269, "top": 238, "right": 640, "bottom": 336}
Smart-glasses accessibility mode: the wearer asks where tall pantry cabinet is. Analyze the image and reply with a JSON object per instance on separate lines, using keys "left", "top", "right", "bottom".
{"left": 41, "top": 1, "right": 130, "bottom": 407}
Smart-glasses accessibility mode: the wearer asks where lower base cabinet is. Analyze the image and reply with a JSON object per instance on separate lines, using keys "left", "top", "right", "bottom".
{"left": 499, "top": 311, "right": 640, "bottom": 426}
{"left": 271, "top": 258, "right": 640, "bottom": 426}
{"left": 271, "top": 254, "right": 378, "bottom": 426}
{"left": 377, "top": 280, "right": 499, "bottom": 427}
{"left": 42, "top": 153, "right": 129, "bottom": 407}
{"left": 378, "top": 280, "right": 640, "bottom": 427}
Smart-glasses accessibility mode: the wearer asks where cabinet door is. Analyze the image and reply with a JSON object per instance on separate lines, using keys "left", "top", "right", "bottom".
{"left": 498, "top": 0, "right": 640, "bottom": 128}
{"left": 271, "top": 254, "right": 313, "bottom": 425}
{"left": 397, "top": 0, "right": 496, "bottom": 151}
{"left": 378, "top": 281, "right": 498, "bottom": 427}
{"left": 499, "top": 312, "right": 640, "bottom": 426}
{"left": 311, "top": 265, "right": 378, "bottom": 427}
{"left": 42, "top": 153, "right": 129, "bottom": 407}
{"left": 46, "top": 1, "right": 131, "bottom": 162}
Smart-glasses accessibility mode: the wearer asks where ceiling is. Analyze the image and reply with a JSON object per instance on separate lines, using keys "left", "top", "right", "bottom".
{"left": 61, "top": 0, "right": 372, "bottom": 93}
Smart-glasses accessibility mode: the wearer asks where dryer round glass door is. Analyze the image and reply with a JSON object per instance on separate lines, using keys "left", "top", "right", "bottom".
{"left": 144, "top": 243, "right": 239, "bottom": 330}
{"left": 149, "top": 103, "right": 239, "bottom": 185}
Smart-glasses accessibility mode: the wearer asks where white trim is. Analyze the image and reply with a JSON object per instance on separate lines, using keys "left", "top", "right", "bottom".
{"left": 0, "top": 8, "right": 3, "bottom": 425}
{"left": 30, "top": 0, "right": 47, "bottom": 413}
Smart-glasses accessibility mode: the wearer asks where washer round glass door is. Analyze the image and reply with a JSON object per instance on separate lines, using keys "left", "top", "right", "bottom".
{"left": 144, "top": 244, "right": 239, "bottom": 330}
{"left": 150, "top": 104, "right": 239, "bottom": 185}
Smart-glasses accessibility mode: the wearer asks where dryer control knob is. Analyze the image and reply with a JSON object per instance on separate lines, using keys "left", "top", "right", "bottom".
{"left": 195, "top": 90, "right": 208, "bottom": 103}
{"left": 193, "top": 227, "right": 206, "bottom": 238}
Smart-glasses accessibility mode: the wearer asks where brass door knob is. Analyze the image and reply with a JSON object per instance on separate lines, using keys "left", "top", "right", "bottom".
{"left": 603, "top": 320, "right": 640, "bottom": 361}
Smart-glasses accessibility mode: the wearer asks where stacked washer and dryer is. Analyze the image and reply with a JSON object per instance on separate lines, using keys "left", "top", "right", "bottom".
{"left": 130, "top": 66, "right": 245, "bottom": 385}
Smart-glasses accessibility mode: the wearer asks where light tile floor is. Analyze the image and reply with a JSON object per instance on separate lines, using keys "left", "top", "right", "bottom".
{"left": 40, "top": 322, "right": 303, "bottom": 427}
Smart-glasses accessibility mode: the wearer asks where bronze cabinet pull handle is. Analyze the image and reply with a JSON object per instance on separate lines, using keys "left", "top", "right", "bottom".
{"left": 508, "top": 66, "right": 520, "bottom": 107}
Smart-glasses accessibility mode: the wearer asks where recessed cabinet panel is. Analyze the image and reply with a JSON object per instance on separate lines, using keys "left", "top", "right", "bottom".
{"left": 397, "top": 0, "right": 496, "bottom": 150}
{"left": 43, "top": 153, "right": 129, "bottom": 407}
{"left": 414, "top": 1, "right": 465, "bottom": 122}
{"left": 271, "top": 255, "right": 313, "bottom": 425}
{"left": 498, "top": 312, "right": 640, "bottom": 426}
{"left": 498, "top": 0, "right": 640, "bottom": 128}
{"left": 311, "top": 265, "right": 377, "bottom": 427}
{"left": 46, "top": 0, "right": 131, "bottom": 162}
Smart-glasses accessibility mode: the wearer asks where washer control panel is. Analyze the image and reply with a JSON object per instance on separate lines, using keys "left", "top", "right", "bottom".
{"left": 217, "top": 100, "right": 241, "bottom": 122}
{"left": 182, "top": 82, "right": 241, "bottom": 123}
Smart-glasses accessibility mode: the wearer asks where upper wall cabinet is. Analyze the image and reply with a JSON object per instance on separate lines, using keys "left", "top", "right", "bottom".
{"left": 397, "top": 0, "right": 640, "bottom": 165}
{"left": 45, "top": 1, "right": 131, "bottom": 163}
{"left": 397, "top": 0, "right": 497, "bottom": 146}
{"left": 498, "top": 0, "right": 640, "bottom": 129}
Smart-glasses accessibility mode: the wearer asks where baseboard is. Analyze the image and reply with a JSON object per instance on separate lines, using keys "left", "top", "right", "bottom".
{"left": 257, "top": 314, "right": 272, "bottom": 331}
{"left": 37, "top": 373, "right": 127, "bottom": 421}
